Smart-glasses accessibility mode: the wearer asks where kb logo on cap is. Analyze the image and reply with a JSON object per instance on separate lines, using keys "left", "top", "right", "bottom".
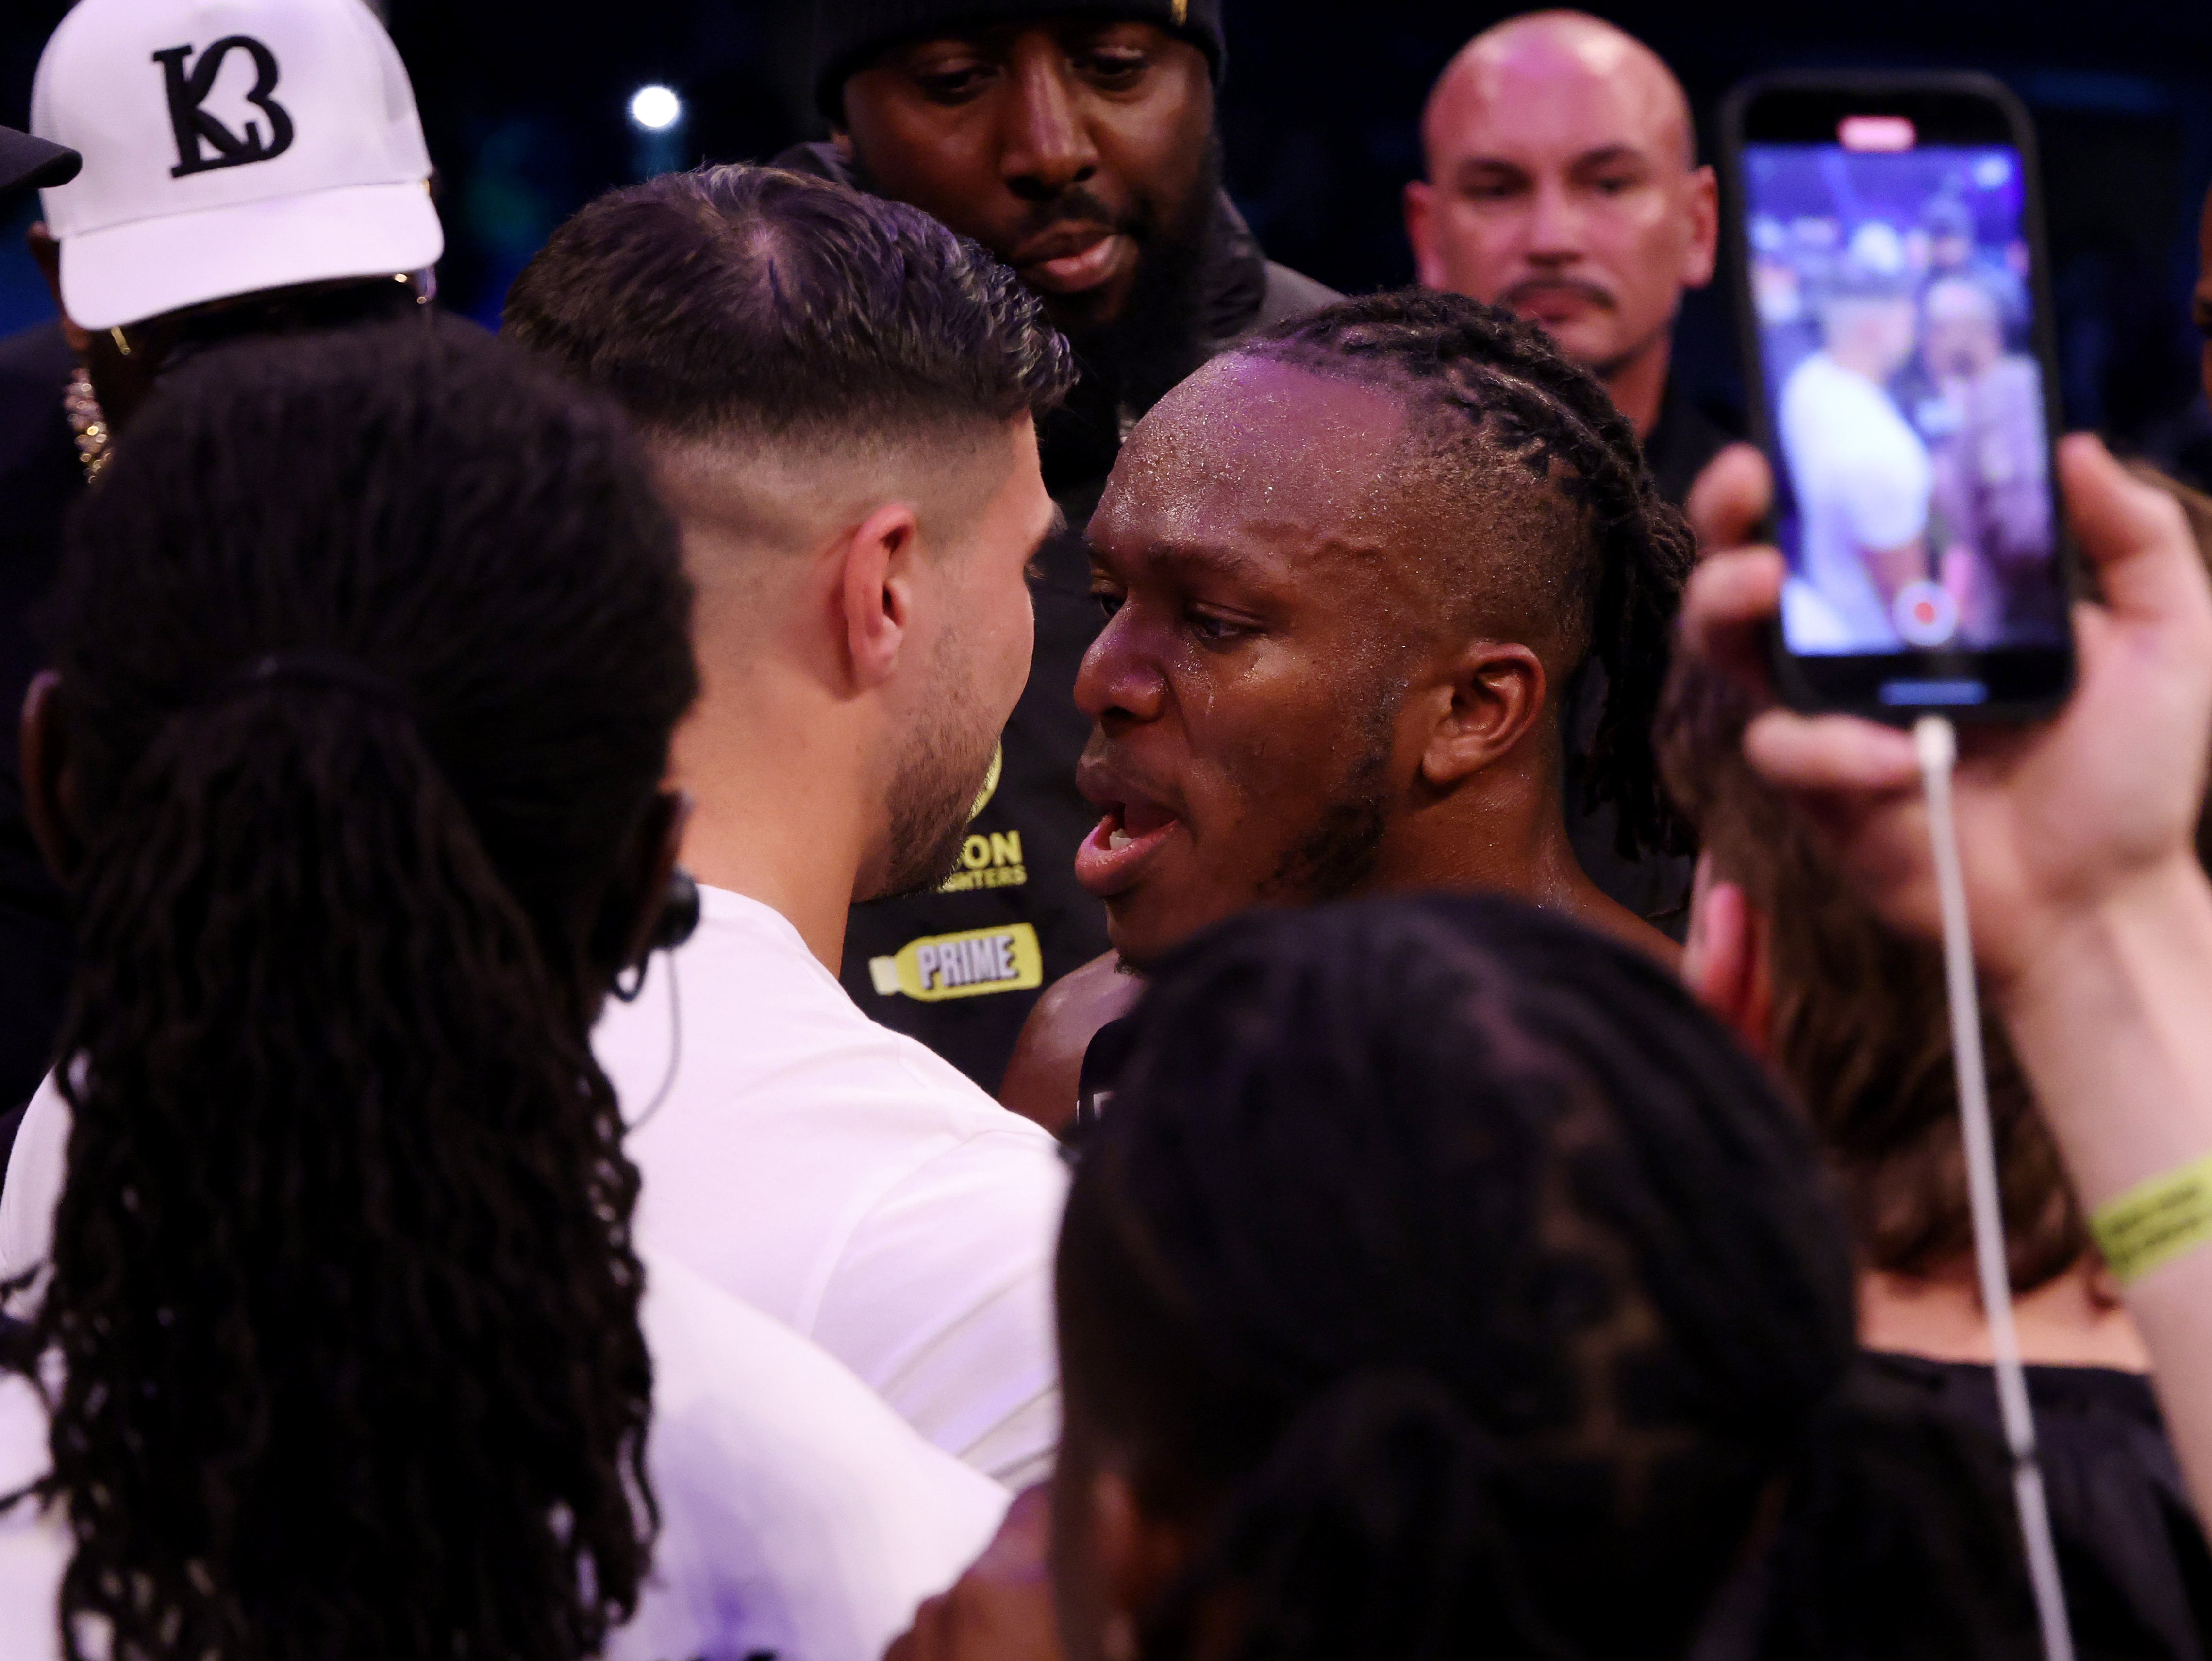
{"left": 154, "top": 36, "right": 295, "bottom": 179}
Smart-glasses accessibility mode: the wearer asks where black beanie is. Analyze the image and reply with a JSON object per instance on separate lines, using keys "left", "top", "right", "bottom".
{"left": 812, "top": 1, "right": 1225, "bottom": 121}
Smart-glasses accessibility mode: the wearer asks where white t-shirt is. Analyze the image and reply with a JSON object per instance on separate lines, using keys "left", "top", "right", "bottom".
{"left": 598, "top": 885, "right": 1068, "bottom": 1487}
{"left": 0, "top": 889, "right": 1068, "bottom": 1484}
{"left": 1779, "top": 350, "right": 1933, "bottom": 652}
{"left": 0, "top": 1250, "right": 1006, "bottom": 1661}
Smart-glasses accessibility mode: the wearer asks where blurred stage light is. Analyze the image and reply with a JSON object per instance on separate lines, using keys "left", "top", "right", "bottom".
{"left": 629, "top": 85, "right": 682, "bottom": 132}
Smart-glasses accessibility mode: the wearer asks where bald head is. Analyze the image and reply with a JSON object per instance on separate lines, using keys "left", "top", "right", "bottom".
{"left": 1404, "top": 10, "right": 1716, "bottom": 437}
{"left": 1425, "top": 12, "right": 1694, "bottom": 173}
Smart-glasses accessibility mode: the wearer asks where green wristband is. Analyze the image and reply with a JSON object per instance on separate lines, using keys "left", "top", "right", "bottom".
{"left": 2090, "top": 1150, "right": 2212, "bottom": 1287}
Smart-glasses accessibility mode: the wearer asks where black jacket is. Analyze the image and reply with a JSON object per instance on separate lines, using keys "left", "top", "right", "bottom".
{"left": 0, "top": 323, "right": 79, "bottom": 1123}
{"left": 777, "top": 141, "right": 1336, "bottom": 1092}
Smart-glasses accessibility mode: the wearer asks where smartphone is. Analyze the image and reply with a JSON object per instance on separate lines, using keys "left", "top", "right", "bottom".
{"left": 1720, "top": 73, "right": 2075, "bottom": 719}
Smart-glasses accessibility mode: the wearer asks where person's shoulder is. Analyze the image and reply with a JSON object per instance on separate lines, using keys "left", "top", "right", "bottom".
{"left": 1254, "top": 262, "right": 1341, "bottom": 332}
{"left": 999, "top": 951, "right": 1140, "bottom": 1135}
{"left": 0, "top": 322, "right": 70, "bottom": 380}
{"left": 766, "top": 140, "right": 856, "bottom": 188}
{"left": 614, "top": 890, "right": 1062, "bottom": 1157}
{"left": 861, "top": 1020, "right": 1071, "bottom": 1170}
{"left": 621, "top": 1252, "right": 1007, "bottom": 1661}
{"left": 641, "top": 1252, "right": 1017, "bottom": 1530}
{"left": 0, "top": 1363, "right": 62, "bottom": 1661}
{"left": 1781, "top": 350, "right": 1836, "bottom": 397}
{"left": 1777, "top": 352, "right": 1829, "bottom": 422}
{"left": 0, "top": 323, "right": 74, "bottom": 479}
{"left": 641, "top": 1251, "right": 1003, "bottom": 1508}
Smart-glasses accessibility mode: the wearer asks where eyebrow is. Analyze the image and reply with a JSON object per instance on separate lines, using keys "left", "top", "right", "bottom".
{"left": 1570, "top": 143, "right": 1649, "bottom": 171}
{"left": 1117, "top": 539, "right": 1267, "bottom": 581}
{"left": 1088, "top": 534, "right": 1271, "bottom": 590}
{"left": 1453, "top": 142, "right": 1652, "bottom": 183}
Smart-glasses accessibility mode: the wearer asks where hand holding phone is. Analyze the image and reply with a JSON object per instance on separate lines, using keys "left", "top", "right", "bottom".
{"left": 1721, "top": 73, "right": 2076, "bottom": 719}
{"left": 1681, "top": 436, "right": 2203, "bottom": 971}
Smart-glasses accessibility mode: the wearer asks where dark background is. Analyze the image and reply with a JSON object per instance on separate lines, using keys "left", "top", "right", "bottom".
{"left": 4, "top": 0, "right": 2208, "bottom": 477}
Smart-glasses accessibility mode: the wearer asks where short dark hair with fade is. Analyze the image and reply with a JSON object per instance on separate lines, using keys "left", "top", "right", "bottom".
{"left": 503, "top": 162, "right": 1074, "bottom": 443}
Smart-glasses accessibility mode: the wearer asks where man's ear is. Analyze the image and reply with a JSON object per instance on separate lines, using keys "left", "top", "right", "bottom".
{"left": 1683, "top": 164, "right": 1720, "bottom": 290}
{"left": 835, "top": 502, "right": 923, "bottom": 692}
{"left": 1404, "top": 179, "right": 1443, "bottom": 290}
{"left": 25, "top": 224, "right": 89, "bottom": 357}
{"left": 1416, "top": 641, "right": 1546, "bottom": 789}
{"left": 1681, "top": 853, "right": 1772, "bottom": 1057}
{"left": 20, "top": 671, "right": 82, "bottom": 886}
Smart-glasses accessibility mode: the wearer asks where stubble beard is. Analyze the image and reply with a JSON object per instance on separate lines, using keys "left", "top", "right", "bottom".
{"left": 1257, "top": 716, "right": 1397, "bottom": 908}
{"left": 871, "top": 662, "right": 1003, "bottom": 904}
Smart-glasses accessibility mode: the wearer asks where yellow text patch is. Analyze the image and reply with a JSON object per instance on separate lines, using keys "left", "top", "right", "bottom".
{"left": 868, "top": 923, "right": 1044, "bottom": 1002}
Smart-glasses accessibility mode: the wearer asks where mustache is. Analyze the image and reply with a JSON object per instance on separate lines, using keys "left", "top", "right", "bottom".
{"left": 1011, "top": 186, "right": 1146, "bottom": 246}
{"left": 1499, "top": 275, "right": 1618, "bottom": 313}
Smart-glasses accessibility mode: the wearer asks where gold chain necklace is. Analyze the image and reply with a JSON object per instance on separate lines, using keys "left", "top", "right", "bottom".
{"left": 63, "top": 366, "right": 111, "bottom": 483}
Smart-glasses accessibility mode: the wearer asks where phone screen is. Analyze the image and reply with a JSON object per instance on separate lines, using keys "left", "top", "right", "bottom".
{"left": 1743, "top": 134, "right": 2063, "bottom": 660}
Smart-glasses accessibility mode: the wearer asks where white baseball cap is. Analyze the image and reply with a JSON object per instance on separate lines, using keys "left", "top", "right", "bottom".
{"left": 30, "top": 0, "right": 443, "bottom": 330}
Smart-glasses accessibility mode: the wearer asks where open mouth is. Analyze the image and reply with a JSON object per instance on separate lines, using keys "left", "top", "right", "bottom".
{"left": 1016, "top": 229, "right": 1133, "bottom": 295}
{"left": 1074, "top": 797, "right": 1182, "bottom": 898}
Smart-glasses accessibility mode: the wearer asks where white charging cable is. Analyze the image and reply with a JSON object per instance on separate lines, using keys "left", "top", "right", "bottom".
{"left": 1914, "top": 714, "right": 2076, "bottom": 1661}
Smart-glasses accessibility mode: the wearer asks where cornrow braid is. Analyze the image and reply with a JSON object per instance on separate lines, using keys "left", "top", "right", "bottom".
{"left": 1245, "top": 290, "right": 1696, "bottom": 858}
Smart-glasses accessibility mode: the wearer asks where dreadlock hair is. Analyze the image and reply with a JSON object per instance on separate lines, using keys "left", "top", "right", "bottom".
{"left": 1239, "top": 289, "right": 1696, "bottom": 858}
{"left": 20, "top": 319, "right": 698, "bottom": 1661}
{"left": 1056, "top": 893, "right": 1860, "bottom": 1661}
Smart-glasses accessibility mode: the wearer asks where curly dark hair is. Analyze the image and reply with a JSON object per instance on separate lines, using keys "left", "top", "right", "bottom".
{"left": 1240, "top": 290, "right": 1696, "bottom": 859}
{"left": 502, "top": 161, "right": 1075, "bottom": 444}
{"left": 1058, "top": 893, "right": 1857, "bottom": 1661}
{"left": 18, "top": 319, "right": 698, "bottom": 1661}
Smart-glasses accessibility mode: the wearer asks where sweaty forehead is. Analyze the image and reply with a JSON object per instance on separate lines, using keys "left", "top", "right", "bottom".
{"left": 1093, "top": 356, "right": 1413, "bottom": 572}
{"left": 1425, "top": 19, "right": 1692, "bottom": 172}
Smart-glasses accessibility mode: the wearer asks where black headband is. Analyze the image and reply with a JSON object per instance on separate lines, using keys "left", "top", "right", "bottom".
{"left": 810, "top": 0, "right": 1226, "bottom": 120}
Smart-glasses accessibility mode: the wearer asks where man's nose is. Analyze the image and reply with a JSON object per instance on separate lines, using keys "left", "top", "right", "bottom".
{"left": 1000, "top": 42, "right": 1098, "bottom": 201}
{"left": 1075, "top": 609, "right": 1165, "bottom": 726}
{"left": 1525, "top": 179, "right": 1586, "bottom": 263}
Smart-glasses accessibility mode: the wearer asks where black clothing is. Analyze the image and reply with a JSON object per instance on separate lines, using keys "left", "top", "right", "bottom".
{"left": 808, "top": 0, "right": 1226, "bottom": 118}
{"left": 1644, "top": 379, "right": 1735, "bottom": 512}
{"left": 0, "top": 323, "right": 79, "bottom": 1118}
{"left": 776, "top": 141, "right": 1335, "bottom": 1092}
{"left": 1564, "top": 379, "right": 1736, "bottom": 940}
{"left": 1697, "top": 1349, "right": 2212, "bottom": 1660}
{"left": 1075, "top": 1010, "right": 1134, "bottom": 1130}
{"left": 1858, "top": 1352, "right": 2212, "bottom": 1658}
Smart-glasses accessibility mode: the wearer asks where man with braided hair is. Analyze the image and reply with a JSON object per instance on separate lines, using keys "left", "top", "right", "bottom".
{"left": 999, "top": 289, "right": 1691, "bottom": 1129}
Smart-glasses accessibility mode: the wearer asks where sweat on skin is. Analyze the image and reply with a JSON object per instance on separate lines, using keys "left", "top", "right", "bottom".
{"left": 999, "top": 349, "right": 1672, "bottom": 1128}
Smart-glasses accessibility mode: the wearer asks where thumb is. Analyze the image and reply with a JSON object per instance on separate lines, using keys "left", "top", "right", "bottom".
{"left": 1684, "top": 442, "right": 1774, "bottom": 555}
